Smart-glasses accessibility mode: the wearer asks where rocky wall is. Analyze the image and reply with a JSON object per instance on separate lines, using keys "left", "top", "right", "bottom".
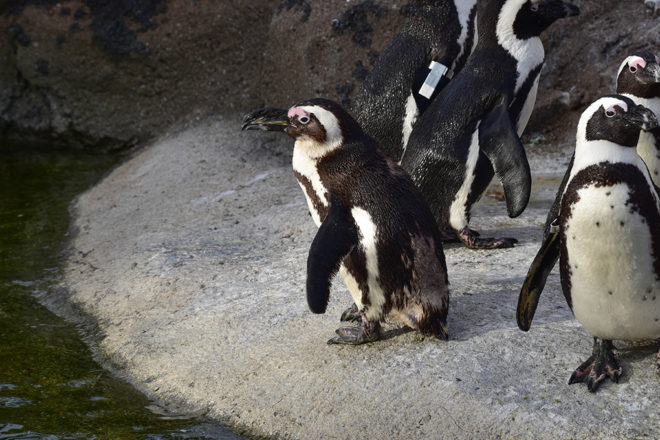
{"left": 0, "top": 0, "right": 658, "bottom": 149}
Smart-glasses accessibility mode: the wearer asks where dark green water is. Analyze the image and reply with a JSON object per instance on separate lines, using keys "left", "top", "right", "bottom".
{"left": 0, "top": 145, "right": 243, "bottom": 439}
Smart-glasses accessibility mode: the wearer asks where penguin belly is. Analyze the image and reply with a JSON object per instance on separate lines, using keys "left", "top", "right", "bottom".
{"left": 563, "top": 182, "right": 660, "bottom": 341}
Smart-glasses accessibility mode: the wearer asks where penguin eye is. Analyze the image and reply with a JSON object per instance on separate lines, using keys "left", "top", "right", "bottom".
{"left": 530, "top": 3, "right": 539, "bottom": 12}
{"left": 605, "top": 108, "right": 616, "bottom": 118}
{"left": 299, "top": 115, "right": 310, "bottom": 125}
{"left": 629, "top": 65, "right": 638, "bottom": 74}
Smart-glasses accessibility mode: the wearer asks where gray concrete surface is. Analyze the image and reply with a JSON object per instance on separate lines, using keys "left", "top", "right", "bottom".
{"left": 59, "top": 116, "right": 659, "bottom": 439}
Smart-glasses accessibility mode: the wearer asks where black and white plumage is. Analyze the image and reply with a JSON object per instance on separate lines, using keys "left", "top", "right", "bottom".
{"left": 617, "top": 51, "right": 660, "bottom": 189}
{"left": 399, "top": 0, "right": 579, "bottom": 249}
{"left": 242, "top": 98, "right": 450, "bottom": 345}
{"left": 351, "top": 0, "right": 478, "bottom": 163}
{"left": 518, "top": 95, "right": 660, "bottom": 391}
{"left": 543, "top": 51, "right": 660, "bottom": 247}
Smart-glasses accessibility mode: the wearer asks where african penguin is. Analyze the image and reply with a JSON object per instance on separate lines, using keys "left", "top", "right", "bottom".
{"left": 351, "top": 0, "right": 478, "bottom": 163}
{"left": 242, "top": 98, "right": 450, "bottom": 345}
{"left": 542, "top": 50, "right": 660, "bottom": 247}
{"left": 399, "top": 0, "right": 579, "bottom": 249}
{"left": 518, "top": 95, "right": 660, "bottom": 391}
{"left": 617, "top": 51, "right": 660, "bottom": 189}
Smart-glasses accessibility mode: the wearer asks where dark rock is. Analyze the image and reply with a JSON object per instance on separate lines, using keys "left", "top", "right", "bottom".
{"left": 0, "top": 0, "right": 657, "bottom": 151}
{"left": 331, "top": 0, "right": 387, "bottom": 47}
{"left": 73, "top": 6, "right": 87, "bottom": 19}
{"left": 10, "top": 24, "right": 31, "bottom": 46}
{"left": 35, "top": 59, "right": 49, "bottom": 75}
{"left": 0, "top": 0, "right": 59, "bottom": 16}
{"left": 335, "top": 81, "right": 355, "bottom": 107}
{"left": 352, "top": 60, "right": 369, "bottom": 82}
{"left": 277, "top": 0, "right": 312, "bottom": 22}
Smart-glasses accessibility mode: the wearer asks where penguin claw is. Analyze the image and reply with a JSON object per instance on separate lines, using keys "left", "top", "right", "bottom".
{"left": 457, "top": 227, "right": 518, "bottom": 249}
{"left": 569, "top": 340, "right": 622, "bottom": 392}
{"left": 327, "top": 321, "right": 381, "bottom": 345}
{"left": 340, "top": 303, "right": 361, "bottom": 322}
{"left": 439, "top": 228, "right": 480, "bottom": 243}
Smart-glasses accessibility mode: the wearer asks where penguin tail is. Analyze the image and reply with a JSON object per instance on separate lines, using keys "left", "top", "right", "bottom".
{"left": 418, "top": 305, "right": 449, "bottom": 340}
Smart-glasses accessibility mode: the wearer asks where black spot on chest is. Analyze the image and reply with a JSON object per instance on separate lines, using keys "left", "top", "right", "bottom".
{"left": 559, "top": 163, "right": 660, "bottom": 306}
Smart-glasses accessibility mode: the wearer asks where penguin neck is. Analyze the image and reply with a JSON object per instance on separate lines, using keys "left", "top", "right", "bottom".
{"left": 569, "top": 139, "right": 644, "bottom": 184}
{"left": 453, "top": 0, "right": 479, "bottom": 69}
{"left": 293, "top": 137, "right": 342, "bottom": 161}
{"left": 491, "top": 0, "right": 545, "bottom": 93}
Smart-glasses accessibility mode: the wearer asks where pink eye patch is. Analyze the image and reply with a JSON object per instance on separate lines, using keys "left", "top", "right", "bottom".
{"left": 288, "top": 107, "right": 309, "bottom": 119}
{"left": 629, "top": 56, "right": 647, "bottom": 70}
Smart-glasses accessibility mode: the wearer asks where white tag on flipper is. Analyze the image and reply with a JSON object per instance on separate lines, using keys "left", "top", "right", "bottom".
{"left": 418, "top": 61, "right": 452, "bottom": 99}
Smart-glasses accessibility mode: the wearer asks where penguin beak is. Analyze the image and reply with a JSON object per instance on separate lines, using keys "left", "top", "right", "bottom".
{"left": 636, "top": 62, "right": 660, "bottom": 85}
{"left": 241, "top": 107, "right": 290, "bottom": 132}
{"left": 628, "top": 105, "right": 659, "bottom": 132}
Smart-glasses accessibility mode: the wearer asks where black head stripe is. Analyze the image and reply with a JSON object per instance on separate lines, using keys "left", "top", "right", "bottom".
{"left": 513, "top": 0, "right": 578, "bottom": 39}
{"left": 306, "top": 114, "right": 327, "bottom": 144}
{"left": 295, "top": 98, "right": 364, "bottom": 141}
{"left": 585, "top": 96, "right": 641, "bottom": 147}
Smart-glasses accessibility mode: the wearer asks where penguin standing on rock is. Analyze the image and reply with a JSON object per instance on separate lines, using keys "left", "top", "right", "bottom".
{"left": 517, "top": 95, "right": 660, "bottom": 391}
{"left": 521, "top": 52, "right": 660, "bottom": 323}
{"left": 242, "top": 98, "right": 450, "bottom": 345}
{"left": 400, "top": 0, "right": 579, "bottom": 249}
{"left": 351, "top": 0, "right": 478, "bottom": 163}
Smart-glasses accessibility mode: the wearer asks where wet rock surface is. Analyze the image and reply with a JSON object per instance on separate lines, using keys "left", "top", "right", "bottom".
{"left": 1, "top": 0, "right": 658, "bottom": 149}
{"left": 59, "top": 116, "right": 659, "bottom": 439}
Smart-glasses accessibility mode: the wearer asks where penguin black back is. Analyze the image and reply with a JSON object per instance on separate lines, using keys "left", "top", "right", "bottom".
{"left": 351, "top": 0, "right": 478, "bottom": 162}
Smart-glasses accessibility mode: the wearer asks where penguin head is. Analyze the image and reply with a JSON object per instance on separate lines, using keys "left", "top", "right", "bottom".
{"left": 508, "top": 0, "right": 580, "bottom": 39}
{"left": 577, "top": 95, "right": 658, "bottom": 150}
{"left": 286, "top": 98, "right": 370, "bottom": 158}
{"left": 616, "top": 51, "right": 660, "bottom": 99}
{"left": 242, "top": 98, "right": 366, "bottom": 158}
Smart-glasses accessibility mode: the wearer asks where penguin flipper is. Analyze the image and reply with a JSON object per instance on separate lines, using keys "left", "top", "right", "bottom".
{"left": 478, "top": 102, "right": 531, "bottom": 218}
{"left": 543, "top": 153, "right": 574, "bottom": 241}
{"left": 306, "top": 196, "right": 358, "bottom": 314}
{"left": 516, "top": 227, "right": 561, "bottom": 331}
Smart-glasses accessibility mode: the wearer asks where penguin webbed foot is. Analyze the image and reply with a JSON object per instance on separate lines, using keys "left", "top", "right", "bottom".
{"left": 339, "top": 303, "right": 361, "bottom": 322}
{"left": 568, "top": 339, "right": 622, "bottom": 392}
{"left": 457, "top": 227, "right": 518, "bottom": 250}
{"left": 327, "top": 319, "right": 381, "bottom": 345}
{"left": 438, "top": 228, "right": 479, "bottom": 243}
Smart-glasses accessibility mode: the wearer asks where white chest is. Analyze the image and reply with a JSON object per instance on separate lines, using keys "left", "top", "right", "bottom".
{"left": 563, "top": 183, "right": 660, "bottom": 340}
